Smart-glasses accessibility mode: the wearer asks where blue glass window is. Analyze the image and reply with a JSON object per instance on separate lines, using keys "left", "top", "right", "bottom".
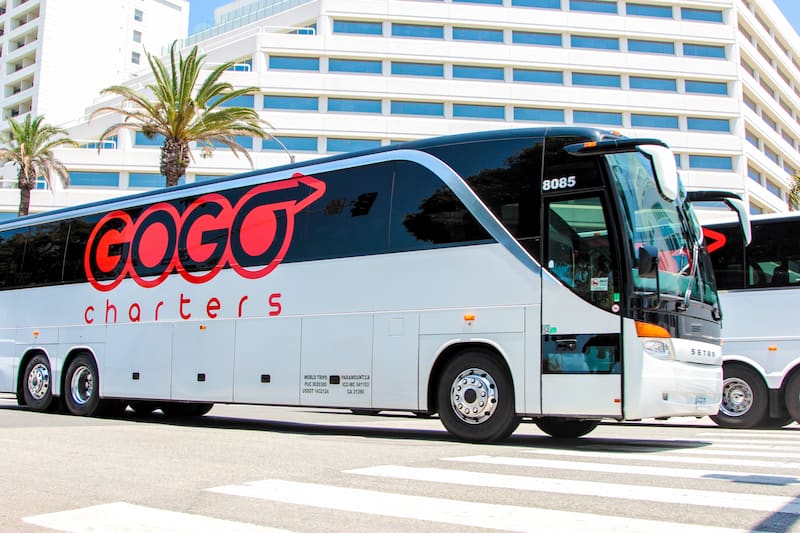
{"left": 263, "top": 136, "right": 318, "bottom": 152}
{"left": 263, "top": 95, "right": 319, "bottom": 111}
{"left": 570, "top": 0, "right": 616, "bottom": 14}
{"left": 70, "top": 171, "right": 120, "bottom": 187}
{"left": 80, "top": 135, "right": 117, "bottom": 150}
{"left": 209, "top": 94, "right": 254, "bottom": 108}
{"left": 766, "top": 180, "right": 781, "bottom": 196}
{"left": 681, "top": 8, "right": 723, "bottom": 23}
{"left": 134, "top": 132, "right": 165, "bottom": 146}
{"left": 390, "top": 101, "right": 444, "bottom": 116}
{"left": 514, "top": 107, "right": 564, "bottom": 122}
{"left": 630, "top": 76, "right": 677, "bottom": 91}
{"left": 631, "top": 114, "right": 679, "bottom": 129}
{"left": 269, "top": 56, "right": 320, "bottom": 71}
{"left": 571, "top": 35, "right": 619, "bottom": 50}
{"left": 626, "top": 3, "right": 672, "bottom": 18}
{"left": 227, "top": 59, "right": 252, "bottom": 72}
{"left": 332, "top": 20, "right": 382, "bottom": 35}
{"left": 628, "top": 39, "right": 674, "bottom": 55}
{"left": 211, "top": 136, "right": 253, "bottom": 149}
{"left": 453, "top": 104, "right": 505, "bottom": 119}
{"left": 453, "top": 65, "right": 504, "bottom": 80}
{"left": 454, "top": 0, "right": 502, "bottom": 4}
{"left": 129, "top": 173, "right": 184, "bottom": 188}
{"left": 685, "top": 80, "right": 728, "bottom": 95}
{"left": 391, "top": 23, "right": 444, "bottom": 39}
{"left": 513, "top": 69, "right": 563, "bottom": 84}
{"left": 512, "top": 0, "right": 560, "bottom": 7}
{"left": 329, "top": 58, "right": 382, "bottom": 74}
{"left": 574, "top": 110, "right": 623, "bottom": 126}
{"left": 512, "top": 31, "right": 562, "bottom": 46}
{"left": 453, "top": 27, "right": 504, "bottom": 42}
{"left": 195, "top": 175, "right": 225, "bottom": 182}
{"left": 391, "top": 62, "right": 444, "bottom": 77}
{"left": 572, "top": 72, "right": 621, "bottom": 87}
{"left": 328, "top": 98, "right": 382, "bottom": 113}
{"left": 687, "top": 117, "right": 730, "bottom": 132}
{"left": 684, "top": 43, "right": 725, "bottom": 59}
{"left": 689, "top": 155, "right": 733, "bottom": 170}
{"left": 327, "top": 138, "right": 381, "bottom": 152}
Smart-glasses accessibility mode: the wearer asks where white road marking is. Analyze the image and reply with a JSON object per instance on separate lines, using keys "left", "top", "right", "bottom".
{"left": 345, "top": 465, "right": 800, "bottom": 514}
{"left": 444, "top": 454, "right": 799, "bottom": 485}
{"left": 207, "top": 478, "right": 748, "bottom": 532}
{"left": 23, "top": 502, "right": 288, "bottom": 532}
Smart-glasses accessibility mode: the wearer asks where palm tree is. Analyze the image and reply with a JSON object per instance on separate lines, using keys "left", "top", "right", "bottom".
{"left": 791, "top": 173, "right": 800, "bottom": 210}
{"left": 0, "top": 115, "right": 77, "bottom": 217}
{"left": 91, "top": 42, "right": 271, "bottom": 187}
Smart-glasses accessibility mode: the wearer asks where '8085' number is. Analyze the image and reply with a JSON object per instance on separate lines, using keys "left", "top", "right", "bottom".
{"left": 542, "top": 175, "right": 577, "bottom": 191}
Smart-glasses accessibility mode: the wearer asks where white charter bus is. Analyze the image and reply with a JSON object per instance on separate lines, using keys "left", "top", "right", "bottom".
{"left": 0, "top": 127, "right": 743, "bottom": 442}
{"left": 704, "top": 213, "right": 800, "bottom": 428}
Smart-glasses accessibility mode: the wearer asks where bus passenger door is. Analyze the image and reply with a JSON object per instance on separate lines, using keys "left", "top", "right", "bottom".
{"left": 540, "top": 194, "right": 623, "bottom": 417}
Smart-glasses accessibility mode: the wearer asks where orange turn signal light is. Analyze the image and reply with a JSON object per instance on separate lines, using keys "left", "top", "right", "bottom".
{"left": 635, "top": 321, "right": 671, "bottom": 338}
{"left": 464, "top": 314, "right": 476, "bottom": 322}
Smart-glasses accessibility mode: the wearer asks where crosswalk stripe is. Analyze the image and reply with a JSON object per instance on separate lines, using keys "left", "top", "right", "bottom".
{"left": 22, "top": 502, "right": 287, "bottom": 532}
{"left": 345, "top": 465, "right": 800, "bottom": 515}
{"left": 521, "top": 447, "right": 800, "bottom": 470}
{"left": 695, "top": 432, "right": 800, "bottom": 440}
{"left": 444, "top": 454, "right": 799, "bottom": 485}
{"left": 584, "top": 444, "right": 800, "bottom": 459}
{"left": 206, "top": 478, "right": 746, "bottom": 532}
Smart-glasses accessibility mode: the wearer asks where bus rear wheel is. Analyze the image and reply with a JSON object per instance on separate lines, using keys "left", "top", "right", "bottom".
{"left": 710, "top": 364, "right": 768, "bottom": 429}
{"left": 535, "top": 417, "right": 599, "bottom": 438}
{"left": 63, "top": 354, "right": 101, "bottom": 416}
{"left": 782, "top": 372, "right": 800, "bottom": 424}
{"left": 22, "top": 354, "right": 54, "bottom": 411}
{"left": 436, "top": 350, "right": 520, "bottom": 443}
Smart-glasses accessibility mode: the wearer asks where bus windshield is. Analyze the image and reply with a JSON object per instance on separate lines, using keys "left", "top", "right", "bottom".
{"left": 607, "top": 150, "right": 716, "bottom": 307}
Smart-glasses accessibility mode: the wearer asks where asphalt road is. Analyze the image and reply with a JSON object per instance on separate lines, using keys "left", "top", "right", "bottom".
{"left": 2, "top": 394, "right": 799, "bottom": 532}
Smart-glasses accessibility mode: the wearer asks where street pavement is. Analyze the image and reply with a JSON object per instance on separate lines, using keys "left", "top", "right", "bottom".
{"left": 1, "top": 394, "right": 799, "bottom": 532}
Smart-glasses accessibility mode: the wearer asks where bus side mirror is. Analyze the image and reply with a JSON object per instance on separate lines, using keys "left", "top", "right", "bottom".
{"left": 638, "top": 245, "right": 659, "bottom": 278}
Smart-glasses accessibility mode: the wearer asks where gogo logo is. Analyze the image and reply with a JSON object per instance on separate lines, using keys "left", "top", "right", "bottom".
{"left": 84, "top": 172, "right": 325, "bottom": 292}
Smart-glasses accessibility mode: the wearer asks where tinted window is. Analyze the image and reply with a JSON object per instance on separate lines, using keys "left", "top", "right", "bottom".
{"left": 705, "top": 223, "right": 745, "bottom": 290}
{"left": 391, "top": 161, "right": 492, "bottom": 251}
{"left": 745, "top": 219, "right": 800, "bottom": 288}
{"left": 288, "top": 164, "right": 393, "bottom": 261}
{"left": 422, "top": 137, "right": 543, "bottom": 256}
{"left": 19, "top": 222, "right": 71, "bottom": 287}
{"left": 0, "top": 227, "right": 29, "bottom": 288}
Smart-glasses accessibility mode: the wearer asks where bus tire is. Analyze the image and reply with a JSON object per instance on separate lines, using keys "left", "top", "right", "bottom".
{"left": 161, "top": 402, "right": 214, "bottom": 417}
{"left": 761, "top": 416, "right": 794, "bottom": 428}
{"left": 783, "top": 372, "right": 800, "bottom": 424}
{"left": 710, "top": 364, "right": 768, "bottom": 429}
{"left": 436, "top": 350, "right": 520, "bottom": 443}
{"left": 63, "top": 354, "right": 101, "bottom": 417}
{"left": 22, "top": 354, "right": 54, "bottom": 412}
{"left": 535, "top": 417, "right": 599, "bottom": 438}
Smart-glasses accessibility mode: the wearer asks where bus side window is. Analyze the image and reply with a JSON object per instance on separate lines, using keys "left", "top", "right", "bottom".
{"left": 0, "top": 227, "right": 29, "bottom": 289}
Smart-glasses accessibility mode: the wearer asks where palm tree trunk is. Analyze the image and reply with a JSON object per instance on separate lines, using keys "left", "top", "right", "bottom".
{"left": 160, "top": 138, "right": 190, "bottom": 187}
{"left": 17, "top": 167, "right": 36, "bottom": 216}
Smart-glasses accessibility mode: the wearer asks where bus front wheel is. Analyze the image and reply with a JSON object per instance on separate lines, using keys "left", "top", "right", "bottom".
{"left": 63, "top": 354, "right": 101, "bottom": 416}
{"left": 436, "top": 350, "right": 520, "bottom": 443}
{"left": 710, "top": 364, "right": 768, "bottom": 429}
{"left": 22, "top": 354, "right": 54, "bottom": 411}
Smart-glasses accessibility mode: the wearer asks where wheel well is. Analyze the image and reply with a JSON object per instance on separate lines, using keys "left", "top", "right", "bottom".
{"left": 16, "top": 349, "right": 49, "bottom": 405}
{"left": 60, "top": 349, "right": 98, "bottom": 400}
{"left": 426, "top": 342, "right": 511, "bottom": 414}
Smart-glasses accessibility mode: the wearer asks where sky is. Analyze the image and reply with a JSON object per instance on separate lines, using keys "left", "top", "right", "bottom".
{"left": 188, "top": 0, "right": 800, "bottom": 37}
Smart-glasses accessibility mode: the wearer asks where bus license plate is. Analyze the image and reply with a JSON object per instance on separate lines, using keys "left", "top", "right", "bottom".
{"left": 695, "top": 396, "right": 707, "bottom": 407}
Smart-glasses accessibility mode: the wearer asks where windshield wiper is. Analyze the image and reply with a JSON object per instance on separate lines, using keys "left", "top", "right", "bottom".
{"left": 678, "top": 241, "right": 700, "bottom": 311}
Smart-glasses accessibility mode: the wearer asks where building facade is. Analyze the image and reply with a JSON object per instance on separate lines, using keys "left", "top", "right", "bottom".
{"left": 1, "top": 0, "right": 798, "bottom": 219}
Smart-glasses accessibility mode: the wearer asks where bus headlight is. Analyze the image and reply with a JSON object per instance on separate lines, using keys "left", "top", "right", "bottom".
{"left": 642, "top": 339, "right": 675, "bottom": 360}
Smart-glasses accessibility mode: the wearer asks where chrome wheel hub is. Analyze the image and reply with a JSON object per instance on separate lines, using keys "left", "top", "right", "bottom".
{"left": 449, "top": 367, "right": 498, "bottom": 424}
{"left": 27, "top": 363, "right": 50, "bottom": 400}
{"left": 70, "top": 366, "right": 94, "bottom": 406}
{"left": 719, "top": 377, "right": 752, "bottom": 417}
